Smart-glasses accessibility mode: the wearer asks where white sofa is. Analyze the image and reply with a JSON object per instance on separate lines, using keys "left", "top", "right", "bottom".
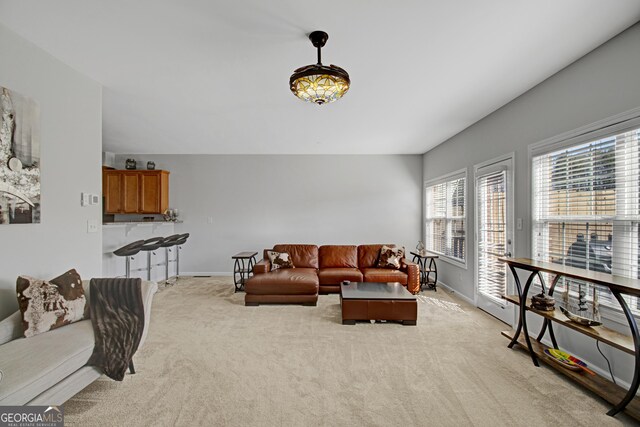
{"left": 0, "top": 280, "right": 157, "bottom": 405}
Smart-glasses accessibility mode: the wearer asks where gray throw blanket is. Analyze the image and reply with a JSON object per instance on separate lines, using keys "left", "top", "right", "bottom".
{"left": 88, "top": 278, "right": 145, "bottom": 381}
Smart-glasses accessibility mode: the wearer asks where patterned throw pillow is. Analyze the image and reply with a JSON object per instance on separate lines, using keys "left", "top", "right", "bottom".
{"left": 267, "top": 251, "right": 295, "bottom": 270}
{"left": 16, "top": 269, "right": 88, "bottom": 338}
{"left": 377, "top": 245, "right": 405, "bottom": 269}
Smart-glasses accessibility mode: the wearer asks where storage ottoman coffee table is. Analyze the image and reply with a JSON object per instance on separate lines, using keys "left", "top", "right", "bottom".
{"left": 340, "top": 282, "right": 417, "bottom": 325}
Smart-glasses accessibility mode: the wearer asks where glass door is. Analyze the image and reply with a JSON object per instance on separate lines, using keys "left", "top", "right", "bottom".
{"left": 475, "top": 156, "right": 514, "bottom": 324}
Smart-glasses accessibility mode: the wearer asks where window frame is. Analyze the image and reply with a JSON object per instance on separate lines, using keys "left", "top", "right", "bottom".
{"left": 529, "top": 108, "right": 640, "bottom": 325}
{"left": 424, "top": 168, "right": 468, "bottom": 269}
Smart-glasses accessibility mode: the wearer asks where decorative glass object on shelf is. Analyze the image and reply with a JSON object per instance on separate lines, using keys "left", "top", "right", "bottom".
{"left": 416, "top": 241, "right": 425, "bottom": 256}
{"left": 163, "top": 208, "right": 179, "bottom": 222}
{"left": 559, "top": 280, "right": 602, "bottom": 326}
{"left": 125, "top": 158, "right": 137, "bottom": 170}
{"left": 146, "top": 161, "right": 156, "bottom": 170}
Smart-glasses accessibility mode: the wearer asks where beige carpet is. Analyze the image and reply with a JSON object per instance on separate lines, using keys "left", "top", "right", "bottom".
{"left": 64, "top": 277, "right": 635, "bottom": 426}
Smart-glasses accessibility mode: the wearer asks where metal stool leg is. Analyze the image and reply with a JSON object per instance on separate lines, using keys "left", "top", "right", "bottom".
{"left": 147, "top": 251, "right": 152, "bottom": 281}
{"left": 176, "top": 246, "right": 181, "bottom": 279}
{"left": 165, "top": 247, "right": 170, "bottom": 282}
{"left": 125, "top": 256, "right": 131, "bottom": 279}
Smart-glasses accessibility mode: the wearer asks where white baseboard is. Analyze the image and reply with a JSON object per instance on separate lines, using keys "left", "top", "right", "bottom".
{"left": 436, "top": 280, "right": 476, "bottom": 306}
{"left": 181, "top": 272, "right": 232, "bottom": 277}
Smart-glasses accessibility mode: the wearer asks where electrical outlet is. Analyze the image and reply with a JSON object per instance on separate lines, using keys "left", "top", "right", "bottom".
{"left": 91, "top": 194, "right": 100, "bottom": 205}
{"left": 87, "top": 219, "right": 98, "bottom": 233}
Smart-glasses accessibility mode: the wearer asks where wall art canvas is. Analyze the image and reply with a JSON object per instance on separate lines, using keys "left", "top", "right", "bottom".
{"left": 0, "top": 86, "right": 41, "bottom": 224}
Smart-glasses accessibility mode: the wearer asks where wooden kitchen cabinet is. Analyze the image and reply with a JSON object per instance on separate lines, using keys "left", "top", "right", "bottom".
{"left": 122, "top": 172, "right": 140, "bottom": 213}
{"left": 140, "top": 171, "right": 169, "bottom": 213}
{"left": 103, "top": 170, "right": 123, "bottom": 213}
{"left": 102, "top": 170, "right": 169, "bottom": 214}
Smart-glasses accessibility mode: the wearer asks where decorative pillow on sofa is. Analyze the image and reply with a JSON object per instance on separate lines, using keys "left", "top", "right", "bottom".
{"left": 377, "top": 245, "right": 405, "bottom": 269}
{"left": 267, "top": 251, "right": 295, "bottom": 270}
{"left": 16, "top": 269, "right": 88, "bottom": 338}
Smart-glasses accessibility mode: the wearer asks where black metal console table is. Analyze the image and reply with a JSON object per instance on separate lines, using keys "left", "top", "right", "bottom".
{"left": 500, "top": 257, "right": 640, "bottom": 420}
{"left": 232, "top": 251, "right": 258, "bottom": 292}
{"left": 410, "top": 251, "right": 438, "bottom": 291}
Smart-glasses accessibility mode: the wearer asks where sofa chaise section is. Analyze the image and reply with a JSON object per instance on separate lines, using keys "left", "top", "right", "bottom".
{"left": 245, "top": 268, "right": 319, "bottom": 305}
{"left": 0, "top": 279, "right": 157, "bottom": 406}
{"left": 245, "top": 244, "right": 320, "bottom": 306}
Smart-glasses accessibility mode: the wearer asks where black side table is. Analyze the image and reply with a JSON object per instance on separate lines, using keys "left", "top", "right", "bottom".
{"left": 410, "top": 251, "right": 439, "bottom": 291}
{"left": 232, "top": 251, "right": 258, "bottom": 292}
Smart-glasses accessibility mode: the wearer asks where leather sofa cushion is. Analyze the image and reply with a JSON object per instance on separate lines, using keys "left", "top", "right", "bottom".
{"left": 361, "top": 268, "right": 408, "bottom": 285}
{"left": 318, "top": 268, "right": 363, "bottom": 285}
{"left": 245, "top": 268, "right": 319, "bottom": 295}
{"left": 319, "top": 284, "right": 341, "bottom": 294}
{"left": 273, "top": 244, "right": 319, "bottom": 269}
{"left": 319, "top": 245, "right": 358, "bottom": 268}
{"left": 357, "top": 244, "right": 396, "bottom": 269}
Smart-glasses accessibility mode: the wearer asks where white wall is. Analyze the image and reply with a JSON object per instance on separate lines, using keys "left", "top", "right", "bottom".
{"left": 0, "top": 23, "right": 102, "bottom": 318}
{"left": 422, "top": 24, "right": 640, "bottom": 383}
{"left": 113, "top": 155, "right": 423, "bottom": 274}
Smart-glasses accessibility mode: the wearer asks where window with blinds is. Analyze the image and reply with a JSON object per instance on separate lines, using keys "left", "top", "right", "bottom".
{"left": 425, "top": 173, "right": 466, "bottom": 263}
{"left": 532, "top": 126, "right": 640, "bottom": 313}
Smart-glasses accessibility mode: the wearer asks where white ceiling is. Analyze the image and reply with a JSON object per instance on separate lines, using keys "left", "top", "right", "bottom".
{"left": 1, "top": 1, "right": 639, "bottom": 154}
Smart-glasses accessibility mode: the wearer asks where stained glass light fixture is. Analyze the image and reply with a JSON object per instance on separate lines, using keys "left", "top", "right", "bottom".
{"left": 289, "top": 31, "right": 350, "bottom": 105}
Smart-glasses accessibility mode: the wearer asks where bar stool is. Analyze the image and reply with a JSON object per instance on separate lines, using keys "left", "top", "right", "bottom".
{"left": 160, "top": 234, "right": 181, "bottom": 282}
{"left": 174, "top": 233, "right": 190, "bottom": 279}
{"left": 140, "top": 237, "right": 165, "bottom": 281}
{"left": 113, "top": 240, "right": 145, "bottom": 279}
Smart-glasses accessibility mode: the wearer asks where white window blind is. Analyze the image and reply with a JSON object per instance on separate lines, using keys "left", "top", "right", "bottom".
{"left": 532, "top": 127, "right": 640, "bottom": 312}
{"left": 425, "top": 173, "right": 466, "bottom": 263}
{"left": 477, "top": 170, "right": 507, "bottom": 301}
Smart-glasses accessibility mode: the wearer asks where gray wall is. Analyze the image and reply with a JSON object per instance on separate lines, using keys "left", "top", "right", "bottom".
{"left": 423, "top": 22, "right": 640, "bottom": 301}
{"left": 0, "top": 23, "right": 103, "bottom": 318}
{"left": 423, "top": 23, "right": 640, "bottom": 382}
{"left": 114, "top": 155, "right": 423, "bottom": 273}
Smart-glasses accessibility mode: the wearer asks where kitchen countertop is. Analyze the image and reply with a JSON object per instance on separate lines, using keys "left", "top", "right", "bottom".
{"left": 103, "top": 221, "right": 183, "bottom": 226}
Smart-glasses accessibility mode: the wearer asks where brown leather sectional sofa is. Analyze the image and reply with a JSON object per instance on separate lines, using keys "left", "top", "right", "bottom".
{"left": 245, "top": 244, "right": 420, "bottom": 306}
